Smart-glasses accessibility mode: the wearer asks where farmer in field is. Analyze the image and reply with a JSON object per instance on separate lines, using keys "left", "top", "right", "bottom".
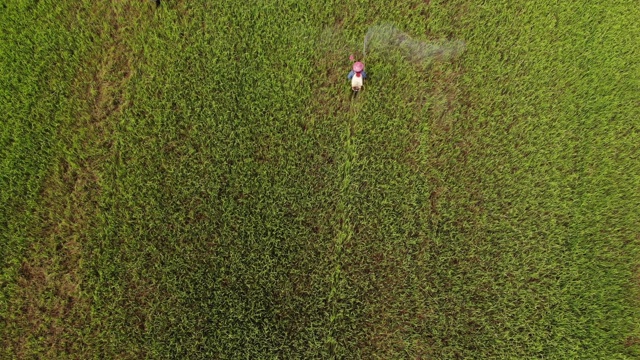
{"left": 348, "top": 60, "right": 367, "bottom": 92}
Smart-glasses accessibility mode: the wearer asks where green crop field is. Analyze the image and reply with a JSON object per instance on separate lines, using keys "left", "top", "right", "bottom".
{"left": 1, "top": 0, "right": 639, "bottom": 358}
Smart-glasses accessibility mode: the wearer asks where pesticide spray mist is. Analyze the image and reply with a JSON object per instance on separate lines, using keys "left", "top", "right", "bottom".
{"left": 363, "top": 23, "right": 465, "bottom": 65}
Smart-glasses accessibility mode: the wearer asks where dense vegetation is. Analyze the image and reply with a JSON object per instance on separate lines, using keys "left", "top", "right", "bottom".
{"left": 2, "top": 0, "right": 639, "bottom": 358}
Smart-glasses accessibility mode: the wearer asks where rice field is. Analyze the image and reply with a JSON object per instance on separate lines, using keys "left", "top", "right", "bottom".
{"left": 1, "top": 0, "right": 639, "bottom": 358}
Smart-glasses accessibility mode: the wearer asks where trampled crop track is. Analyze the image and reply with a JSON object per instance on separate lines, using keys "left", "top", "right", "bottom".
{"left": 325, "top": 95, "right": 363, "bottom": 355}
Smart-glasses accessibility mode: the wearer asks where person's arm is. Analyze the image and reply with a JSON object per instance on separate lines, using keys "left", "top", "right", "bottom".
{"left": 362, "top": 70, "right": 367, "bottom": 79}
{"left": 348, "top": 70, "right": 354, "bottom": 80}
